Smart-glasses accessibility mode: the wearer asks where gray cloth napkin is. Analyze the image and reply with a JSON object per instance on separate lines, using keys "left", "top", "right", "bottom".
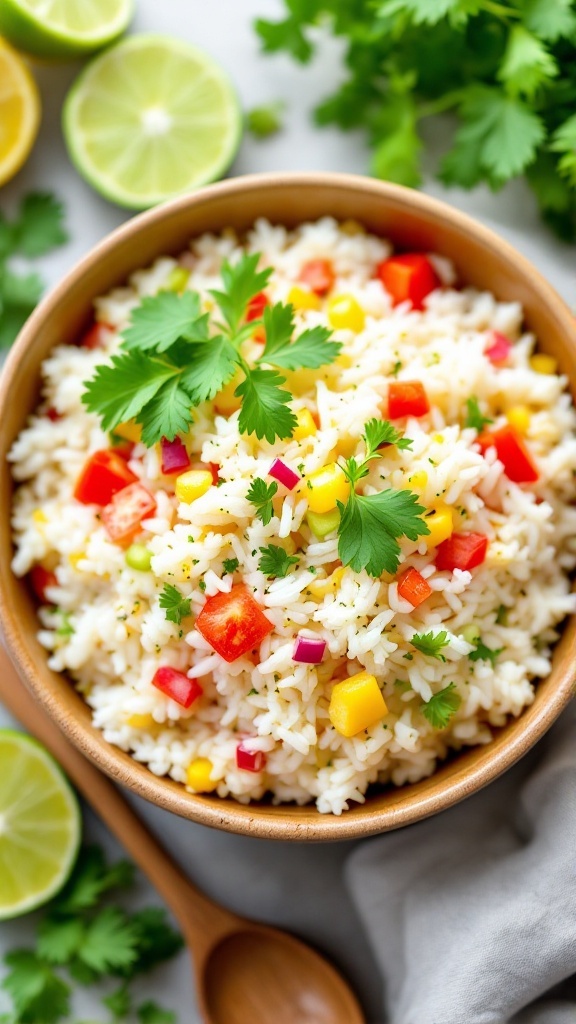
{"left": 346, "top": 704, "right": 576, "bottom": 1024}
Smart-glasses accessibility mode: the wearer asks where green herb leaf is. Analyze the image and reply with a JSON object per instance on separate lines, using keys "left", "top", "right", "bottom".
{"left": 82, "top": 353, "right": 179, "bottom": 434}
{"left": 469, "top": 638, "right": 503, "bottom": 666}
{"left": 411, "top": 629, "right": 450, "bottom": 660}
{"left": 421, "top": 681, "right": 462, "bottom": 728}
{"left": 363, "top": 417, "right": 413, "bottom": 455}
{"left": 78, "top": 908, "right": 140, "bottom": 976}
{"left": 236, "top": 366, "right": 297, "bottom": 442}
{"left": 338, "top": 488, "right": 428, "bottom": 577}
{"left": 222, "top": 557, "right": 239, "bottom": 574}
{"left": 523, "top": 0, "right": 576, "bottom": 42}
{"left": 159, "top": 583, "right": 192, "bottom": 625}
{"left": 247, "top": 102, "right": 284, "bottom": 137}
{"left": 2, "top": 951, "right": 70, "bottom": 1023}
{"left": 121, "top": 291, "right": 206, "bottom": 352}
{"left": 260, "top": 304, "right": 340, "bottom": 370}
{"left": 246, "top": 478, "right": 278, "bottom": 525}
{"left": 498, "top": 25, "right": 558, "bottom": 100}
{"left": 37, "top": 917, "right": 84, "bottom": 965}
{"left": 127, "top": 908, "right": 184, "bottom": 977}
{"left": 137, "top": 1001, "right": 177, "bottom": 1024}
{"left": 258, "top": 544, "right": 300, "bottom": 578}
{"left": 210, "top": 252, "right": 272, "bottom": 335}
{"left": 54, "top": 847, "right": 134, "bottom": 915}
{"left": 180, "top": 335, "right": 239, "bottom": 403}
{"left": 103, "top": 983, "right": 131, "bottom": 1020}
{"left": 550, "top": 114, "right": 576, "bottom": 188}
{"left": 12, "top": 192, "right": 68, "bottom": 257}
{"left": 464, "top": 396, "right": 493, "bottom": 431}
{"left": 0, "top": 268, "right": 44, "bottom": 349}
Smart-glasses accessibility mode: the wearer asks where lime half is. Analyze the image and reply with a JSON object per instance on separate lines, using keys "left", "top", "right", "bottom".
{"left": 63, "top": 34, "right": 242, "bottom": 210}
{"left": 0, "top": 730, "right": 81, "bottom": 919}
{"left": 0, "top": 0, "right": 134, "bottom": 60}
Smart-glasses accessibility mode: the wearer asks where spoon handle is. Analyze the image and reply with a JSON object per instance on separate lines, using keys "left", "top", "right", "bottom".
{"left": 0, "top": 643, "right": 236, "bottom": 950}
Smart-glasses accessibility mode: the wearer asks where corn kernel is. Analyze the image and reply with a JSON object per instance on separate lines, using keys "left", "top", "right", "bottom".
{"left": 433, "top": 434, "right": 444, "bottom": 444}
{"left": 408, "top": 471, "right": 428, "bottom": 491}
{"left": 186, "top": 757, "right": 218, "bottom": 793}
{"left": 214, "top": 373, "right": 242, "bottom": 415}
{"left": 69, "top": 552, "right": 86, "bottom": 570}
{"left": 287, "top": 285, "right": 321, "bottom": 311}
{"left": 127, "top": 713, "right": 156, "bottom": 730}
{"left": 335, "top": 353, "right": 353, "bottom": 369}
{"left": 303, "top": 463, "right": 350, "bottom": 513}
{"left": 327, "top": 294, "right": 366, "bottom": 333}
{"left": 506, "top": 405, "right": 531, "bottom": 434}
{"left": 530, "top": 353, "right": 557, "bottom": 375}
{"left": 424, "top": 504, "right": 454, "bottom": 550}
{"left": 165, "top": 266, "right": 190, "bottom": 293}
{"left": 33, "top": 509, "right": 47, "bottom": 524}
{"left": 308, "top": 566, "right": 345, "bottom": 598}
{"left": 175, "top": 470, "right": 213, "bottom": 504}
{"left": 340, "top": 218, "right": 365, "bottom": 236}
{"left": 329, "top": 671, "right": 388, "bottom": 737}
{"left": 114, "top": 420, "right": 142, "bottom": 443}
{"left": 293, "top": 408, "right": 317, "bottom": 441}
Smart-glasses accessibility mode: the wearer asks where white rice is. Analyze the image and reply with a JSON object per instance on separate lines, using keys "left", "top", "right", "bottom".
{"left": 9, "top": 217, "right": 576, "bottom": 814}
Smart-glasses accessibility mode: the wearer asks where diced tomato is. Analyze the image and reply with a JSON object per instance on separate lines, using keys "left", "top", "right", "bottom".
{"left": 102, "top": 483, "right": 157, "bottom": 544}
{"left": 196, "top": 585, "right": 274, "bottom": 663}
{"left": 46, "top": 407, "right": 61, "bottom": 422}
{"left": 485, "top": 331, "right": 512, "bottom": 364}
{"left": 236, "top": 743, "right": 267, "bottom": 772}
{"left": 29, "top": 566, "right": 57, "bottom": 603}
{"left": 74, "top": 450, "right": 137, "bottom": 505}
{"left": 397, "top": 567, "right": 432, "bottom": 607}
{"left": 80, "top": 322, "right": 113, "bottom": 350}
{"left": 435, "top": 532, "right": 488, "bottom": 572}
{"left": 376, "top": 254, "right": 440, "bottom": 310}
{"left": 477, "top": 424, "right": 539, "bottom": 484}
{"left": 246, "top": 292, "right": 269, "bottom": 322}
{"left": 161, "top": 436, "right": 190, "bottom": 475}
{"left": 208, "top": 462, "right": 220, "bottom": 485}
{"left": 299, "top": 259, "right": 335, "bottom": 296}
{"left": 388, "top": 380, "right": 430, "bottom": 419}
{"left": 152, "top": 667, "right": 202, "bottom": 709}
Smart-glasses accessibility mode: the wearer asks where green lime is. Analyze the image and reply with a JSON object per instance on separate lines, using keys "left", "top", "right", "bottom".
{"left": 62, "top": 34, "right": 242, "bottom": 210}
{"left": 0, "top": 0, "right": 134, "bottom": 60}
{"left": 0, "top": 729, "right": 81, "bottom": 919}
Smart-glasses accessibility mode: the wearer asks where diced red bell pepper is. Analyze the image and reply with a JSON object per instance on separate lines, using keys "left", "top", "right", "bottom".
{"left": 46, "top": 407, "right": 61, "bottom": 422}
{"left": 102, "top": 483, "right": 157, "bottom": 544}
{"left": 236, "top": 743, "right": 267, "bottom": 772}
{"left": 485, "top": 331, "right": 512, "bottom": 364}
{"left": 29, "top": 566, "right": 57, "bottom": 603}
{"left": 246, "top": 291, "right": 269, "bottom": 322}
{"left": 435, "top": 532, "right": 488, "bottom": 572}
{"left": 397, "top": 567, "right": 432, "bottom": 607}
{"left": 74, "top": 450, "right": 137, "bottom": 505}
{"left": 208, "top": 463, "right": 220, "bottom": 485}
{"left": 477, "top": 424, "right": 539, "bottom": 484}
{"left": 376, "top": 254, "right": 440, "bottom": 310}
{"left": 110, "top": 440, "right": 135, "bottom": 461}
{"left": 80, "top": 322, "right": 113, "bottom": 350}
{"left": 160, "top": 436, "right": 190, "bottom": 475}
{"left": 196, "top": 584, "right": 274, "bottom": 663}
{"left": 152, "top": 667, "right": 202, "bottom": 708}
{"left": 299, "top": 259, "right": 335, "bottom": 296}
{"left": 388, "top": 380, "right": 430, "bottom": 419}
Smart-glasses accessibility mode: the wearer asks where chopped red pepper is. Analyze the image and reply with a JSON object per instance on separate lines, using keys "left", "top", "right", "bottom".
{"left": 435, "top": 532, "right": 488, "bottom": 572}
{"left": 80, "top": 322, "right": 113, "bottom": 350}
{"left": 397, "top": 567, "right": 432, "bottom": 607}
{"left": 29, "top": 566, "right": 57, "bottom": 603}
{"left": 477, "top": 424, "right": 539, "bottom": 483}
{"left": 110, "top": 440, "right": 135, "bottom": 461}
{"left": 152, "top": 667, "right": 202, "bottom": 708}
{"left": 388, "top": 380, "right": 430, "bottom": 419}
{"left": 196, "top": 585, "right": 274, "bottom": 663}
{"left": 376, "top": 254, "right": 440, "bottom": 310}
{"left": 74, "top": 450, "right": 137, "bottom": 505}
{"left": 246, "top": 291, "right": 269, "bottom": 322}
{"left": 160, "top": 436, "right": 190, "bottom": 475}
{"left": 46, "top": 407, "right": 61, "bottom": 422}
{"left": 102, "top": 483, "right": 157, "bottom": 544}
{"left": 208, "top": 462, "right": 220, "bottom": 486}
{"left": 236, "top": 743, "right": 267, "bottom": 772}
{"left": 299, "top": 259, "right": 335, "bottom": 296}
{"left": 485, "top": 331, "right": 512, "bottom": 365}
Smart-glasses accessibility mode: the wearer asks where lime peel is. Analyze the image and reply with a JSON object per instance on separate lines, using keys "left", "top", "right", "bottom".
{"left": 0, "top": 0, "right": 135, "bottom": 60}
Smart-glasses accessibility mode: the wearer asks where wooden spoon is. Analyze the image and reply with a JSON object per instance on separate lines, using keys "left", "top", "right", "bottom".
{"left": 0, "top": 644, "right": 364, "bottom": 1024}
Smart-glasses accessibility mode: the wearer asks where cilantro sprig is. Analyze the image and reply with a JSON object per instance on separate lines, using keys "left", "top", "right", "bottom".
{"left": 82, "top": 253, "right": 341, "bottom": 446}
{"left": 246, "top": 478, "right": 278, "bottom": 525}
{"left": 465, "top": 397, "right": 493, "bottom": 432}
{"left": 469, "top": 638, "right": 503, "bottom": 666}
{"left": 421, "top": 682, "right": 462, "bottom": 729}
{"left": 159, "top": 583, "right": 192, "bottom": 625}
{"left": 410, "top": 629, "right": 450, "bottom": 661}
{"left": 258, "top": 544, "right": 300, "bottom": 578}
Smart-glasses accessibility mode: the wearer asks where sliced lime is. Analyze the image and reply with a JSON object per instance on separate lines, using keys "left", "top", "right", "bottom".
{"left": 62, "top": 34, "right": 242, "bottom": 210}
{"left": 0, "top": 0, "right": 134, "bottom": 60}
{"left": 0, "top": 729, "right": 81, "bottom": 919}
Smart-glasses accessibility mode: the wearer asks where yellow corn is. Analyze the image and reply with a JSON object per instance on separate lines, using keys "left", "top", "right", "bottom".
{"left": 408, "top": 470, "right": 428, "bottom": 491}
{"left": 329, "top": 671, "right": 388, "bottom": 737}
{"left": 213, "top": 372, "right": 242, "bottom": 415}
{"left": 506, "top": 405, "right": 531, "bottom": 434}
{"left": 293, "top": 408, "right": 317, "bottom": 441}
{"left": 308, "top": 566, "right": 345, "bottom": 598}
{"left": 175, "top": 470, "right": 213, "bottom": 504}
{"left": 424, "top": 503, "right": 454, "bottom": 550}
{"left": 127, "top": 713, "right": 155, "bottom": 730}
{"left": 165, "top": 266, "right": 190, "bottom": 293}
{"left": 303, "top": 463, "right": 350, "bottom": 513}
{"left": 530, "top": 353, "right": 557, "bottom": 375}
{"left": 186, "top": 757, "right": 218, "bottom": 793}
{"left": 335, "top": 352, "right": 353, "bottom": 369}
{"left": 287, "top": 285, "right": 321, "bottom": 311}
{"left": 433, "top": 434, "right": 444, "bottom": 444}
{"left": 69, "top": 552, "right": 86, "bottom": 570}
{"left": 114, "top": 420, "right": 142, "bottom": 443}
{"left": 327, "top": 294, "right": 366, "bottom": 333}
{"left": 33, "top": 509, "right": 47, "bottom": 524}
{"left": 340, "top": 218, "right": 365, "bottom": 236}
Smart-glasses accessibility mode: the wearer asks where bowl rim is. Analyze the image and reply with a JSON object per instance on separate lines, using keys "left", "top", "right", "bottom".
{"left": 2, "top": 170, "right": 576, "bottom": 842}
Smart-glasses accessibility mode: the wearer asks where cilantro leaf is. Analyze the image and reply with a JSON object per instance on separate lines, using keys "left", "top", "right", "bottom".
{"left": 159, "top": 583, "right": 191, "bottom": 625}
{"left": 37, "top": 917, "right": 84, "bottom": 964}
{"left": 103, "top": 983, "right": 131, "bottom": 1019}
{"left": 255, "top": 12, "right": 316, "bottom": 62}
{"left": 78, "top": 908, "right": 140, "bottom": 976}
{"left": 136, "top": 376, "right": 195, "bottom": 447}
{"left": 550, "top": 114, "right": 576, "bottom": 188}
{"left": 378, "top": 0, "right": 482, "bottom": 27}
{"left": 523, "top": 0, "right": 576, "bottom": 42}
{"left": 127, "top": 908, "right": 184, "bottom": 977}
{"left": 180, "top": 335, "right": 238, "bottom": 403}
{"left": 222, "top": 557, "right": 239, "bottom": 575}
{"left": 12, "top": 192, "right": 68, "bottom": 257}
{"left": 469, "top": 638, "right": 503, "bottom": 666}
{"left": 363, "top": 417, "right": 413, "bottom": 454}
{"left": 422, "top": 681, "right": 462, "bottom": 728}
{"left": 82, "top": 353, "right": 179, "bottom": 434}
{"left": 54, "top": 847, "right": 135, "bottom": 915}
{"left": 247, "top": 102, "right": 284, "bottom": 137}
{"left": 210, "top": 252, "right": 272, "bottom": 334}
{"left": 236, "top": 366, "right": 297, "bottom": 442}
{"left": 411, "top": 629, "right": 450, "bottom": 660}
{"left": 0, "top": 268, "right": 44, "bottom": 349}
{"left": 138, "top": 1001, "right": 177, "bottom": 1024}
{"left": 338, "top": 488, "right": 428, "bottom": 577}
{"left": 121, "top": 291, "right": 205, "bottom": 352}
{"left": 258, "top": 544, "right": 300, "bottom": 578}
{"left": 246, "top": 478, "right": 278, "bottom": 525}
{"left": 497, "top": 26, "right": 558, "bottom": 100}
{"left": 464, "top": 396, "right": 493, "bottom": 431}
{"left": 2, "top": 951, "right": 70, "bottom": 1023}
{"left": 260, "top": 304, "right": 340, "bottom": 370}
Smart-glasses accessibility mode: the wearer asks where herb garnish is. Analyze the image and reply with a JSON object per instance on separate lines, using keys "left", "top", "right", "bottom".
{"left": 258, "top": 544, "right": 300, "bottom": 578}
{"left": 159, "top": 583, "right": 192, "bottom": 625}
{"left": 246, "top": 478, "right": 278, "bottom": 525}
{"left": 222, "top": 557, "right": 240, "bottom": 575}
{"left": 411, "top": 629, "right": 450, "bottom": 661}
{"left": 465, "top": 396, "right": 494, "bottom": 432}
{"left": 422, "top": 682, "right": 462, "bottom": 729}
{"left": 469, "top": 638, "right": 503, "bottom": 666}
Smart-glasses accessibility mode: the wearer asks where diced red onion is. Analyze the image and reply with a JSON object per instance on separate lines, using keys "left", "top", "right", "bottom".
{"left": 293, "top": 635, "right": 327, "bottom": 664}
{"left": 161, "top": 436, "right": 191, "bottom": 475}
{"left": 269, "top": 458, "right": 300, "bottom": 490}
{"left": 485, "top": 331, "right": 512, "bottom": 364}
{"left": 236, "top": 743, "right": 267, "bottom": 772}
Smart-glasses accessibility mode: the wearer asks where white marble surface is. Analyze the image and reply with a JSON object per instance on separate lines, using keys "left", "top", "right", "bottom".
{"left": 0, "top": 1, "right": 574, "bottom": 1021}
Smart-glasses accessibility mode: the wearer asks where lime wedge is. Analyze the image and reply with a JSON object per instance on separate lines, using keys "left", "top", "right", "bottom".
{"left": 0, "top": 0, "right": 134, "bottom": 60}
{"left": 62, "top": 34, "right": 242, "bottom": 210}
{"left": 0, "top": 729, "right": 81, "bottom": 919}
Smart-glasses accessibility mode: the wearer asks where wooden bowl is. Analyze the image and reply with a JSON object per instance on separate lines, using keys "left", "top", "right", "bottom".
{"left": 1, "top": 172, "right": 575, "bottom": 841}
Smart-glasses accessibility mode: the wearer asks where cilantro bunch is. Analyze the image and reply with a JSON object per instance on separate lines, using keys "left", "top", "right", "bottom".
{"left": 256, "top": 0, "right": 576, "bottom": 240}
{"left": 83, "top": 253, "right": 341, "bottom": 446}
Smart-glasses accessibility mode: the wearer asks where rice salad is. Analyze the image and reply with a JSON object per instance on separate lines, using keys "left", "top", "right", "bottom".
{"left": 9, "top": 217, "right": 576, "bottom": 815}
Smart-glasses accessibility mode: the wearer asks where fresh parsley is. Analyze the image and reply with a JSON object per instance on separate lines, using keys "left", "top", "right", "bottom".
{"left": 469, "top": 638, "right": 503, "bottom": 666}
{"left": 465, "top": 396, "right": 493, "bottom": 431}
{"left": 222, "top": 557, "right": 240, "bottom": 575}
{"left": 422, "top": 682, "right": 462, "bottom": 729}
{"left": 247, "top": 102, "right": 285, "bottom": 138}
{"left": 246, "top": 478, "right": 278, "bottom": 525}
{"left": 159, "top": 583, "right": 192, "bottom": 625}
{"left": 258, "top": 544, "right": 300, "bottom": 578}
{"left": 411, "top": 629, "right": 450, "bottom": 661}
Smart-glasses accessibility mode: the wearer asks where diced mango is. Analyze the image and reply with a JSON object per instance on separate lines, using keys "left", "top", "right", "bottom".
{"left": 304, "top": 463, "right": 350, "bottom": 513}
{"left": 293, "top": 407, "right": 317, "bottom": 441}
{"left": 506, "top": 405, "right": 531, "bottom": 434}
{"left": 114, "top": 420, "right": 142, "bottom": 443}
{"left": 424, "top": 504, "right": 453, "bottom": 549}
{"left": 327, "top": 294, "right": 366, "bottom": 333}
{"left": 288, "top": 285, "right": 321, "bottom": 311}
{"left": 529, "top": 353, "right": 557, "bottom": 375}
{"left": 329, "top": 671, "right": 388, "bottom": 737}
{"left": 175, "top": 470, "right": 213, "bottom": 504}
{"left": 408, "top": 470, "right": 428, "bottom": 491}
{"left": 127, "top": 713, "right": 156, "bottom": 730}
{"left": 306, "top": 508, "right": 341, "bottom": 539}
{"left": 186, "top": 757, "right": 218, "bottom": 793}
{"left": 308, "top": 566, "right": 345, "bottom": 598}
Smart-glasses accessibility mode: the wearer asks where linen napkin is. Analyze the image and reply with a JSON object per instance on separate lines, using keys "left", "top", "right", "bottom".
{"left": 346, "top": 704, "right": 576, "bottom": 1024}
